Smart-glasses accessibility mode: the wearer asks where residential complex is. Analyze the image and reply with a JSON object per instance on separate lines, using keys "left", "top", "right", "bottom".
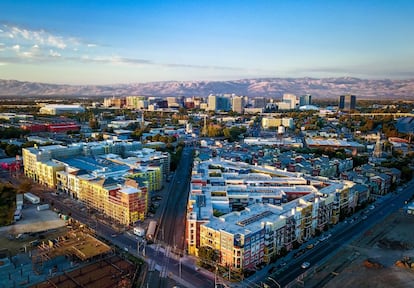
{"left": 22, "top": 140, "right": 170, "bottom": 225}
{"left": 186, "top": 159, "right": 363, "bottom": 271}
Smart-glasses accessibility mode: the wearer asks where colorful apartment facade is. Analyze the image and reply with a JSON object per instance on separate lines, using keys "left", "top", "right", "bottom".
{"left": 22, "top": 141, "right": 164, "bottom": 226}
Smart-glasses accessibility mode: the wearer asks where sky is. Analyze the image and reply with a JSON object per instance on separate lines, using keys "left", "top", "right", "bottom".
{"left": 0, "top": 0, "right": 413, "bottom": 85}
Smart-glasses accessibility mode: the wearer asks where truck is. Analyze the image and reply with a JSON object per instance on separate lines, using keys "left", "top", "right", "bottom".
{"left": 37, "top": 204, "right": 49, "bottom": 211}
{"left": 146, "top": 220, "right": 157, "bottom": 242}
{"left": 14, "top": 209, "right": 22, "bottom": 221}
{"left": 24, "top": 192, "right": 40, "bottom": 204}
{"left": 133, "top": 226, "right": 146, "bottom": 237}
{"left": 16, "top": 194, "right": 23, "bottom": 210}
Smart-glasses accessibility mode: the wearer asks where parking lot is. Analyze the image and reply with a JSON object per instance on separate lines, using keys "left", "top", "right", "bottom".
{"left": 0, "top": 204, "right": 67, "bottom": 255}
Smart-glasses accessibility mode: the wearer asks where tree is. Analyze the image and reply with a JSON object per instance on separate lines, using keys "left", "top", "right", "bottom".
{"left": 89, "top": 118, "right": 100, "bottom": 130}
{"left": 19, "top": 180, "right": 32, "bottom": 193}
{"left": 198, "top": 246, "right": 220, "bottom": 268}
{"left": 5, "top": 144, "right": 19, "bottom": 157}
{"left": 223, "top": 126, "right": 247, "bottom": 142}
{"left": 131, "top": 128, "right": 144, "bottom": 141}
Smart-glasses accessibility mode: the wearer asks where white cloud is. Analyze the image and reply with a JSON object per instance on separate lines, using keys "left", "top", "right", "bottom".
{"left": 22, "top": 51, "right": 33, "bottom": 58}
{"left": 87, "top": 43, "right": 97, "bottom": 47}
{"left": 0, "top": 62, "right": 6, "bottom": 66}
{"left": 49, "top": 49, "right": 61, "bottom": 57}
{"left": 3, "top": 24, "right": 77, "bottom": 50}
{"left": 12, "top": 44, "right": 20, "bottom": 51}
{"left": 32, "top": 44, "right": 39, "bottom": 49}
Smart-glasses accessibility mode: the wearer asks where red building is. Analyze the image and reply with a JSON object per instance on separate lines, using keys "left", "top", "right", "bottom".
{"left": 47, "top": 123, "right": 81, "bottom": 133}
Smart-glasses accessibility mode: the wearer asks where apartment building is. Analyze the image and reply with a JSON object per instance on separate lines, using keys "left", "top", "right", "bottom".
{"left": 22, "top": 141, "right": 165, "bottom": 225}
{"left": 186, "top": 159, "right": 355, "bottom": 271}
{"left": 261, "top": 117, "right": 294, "bottom": 129}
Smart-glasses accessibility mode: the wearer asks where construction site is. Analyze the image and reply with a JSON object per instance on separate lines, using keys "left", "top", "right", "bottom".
{"left": 0, "top": 225, "right": 139, "bottom": 288}
{"left": 304, "top": 209, "right": 414, "bottom": 288}
{"left": 30, "top": 255, "right": 136, "bottom": 288}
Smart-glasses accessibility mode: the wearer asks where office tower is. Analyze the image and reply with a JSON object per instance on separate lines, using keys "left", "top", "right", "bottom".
{"left": 126, "top": 96, "right": 148, "bottom": 109}
{"left": 208, "top": 94, "right": 231, "bottom": 112}
{"left": 252, "top": 97, "right": 267, "bottom": 108}
{"left": 299, "top": 94, "right": 312, "bottom": 106}
{"left": 232, "top": 96, "right": 244, "bottom": 114}
{"left": 277, "top": 94, "right": 299, "bottom": 110}
{"left": 208, "top": 94, "right": 217, "bottom": 111}
{"left": 339, "top": 94, "right": 356, "bottom": 111}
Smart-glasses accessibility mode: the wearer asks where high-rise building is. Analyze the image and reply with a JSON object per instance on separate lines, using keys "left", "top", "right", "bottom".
{"left": 281, "top": 93, "right": 299, "bottom": 110}
{"left": 252, "top": 97, "right": 267, "bottom": 108}
{"left": 208, "top": 94, "right": 231, "bottom": 112}
{"left": 126, "top": 96, "right": 148, "bottom": 109}
{"left": 208, "top": 94, "right": 217, "bottom": 111}
{"left": 232, "top": 96, "right": 244, "bottom": 114}
{"left": 299, "top": 94, "right": 312, "bottom": 106}
{"left": 339, "top": 94, "right": 356, "bottom": 111}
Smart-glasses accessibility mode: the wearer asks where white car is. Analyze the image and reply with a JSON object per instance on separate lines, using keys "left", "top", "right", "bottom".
{"left": 301, "top": 262, "right": 310, "bottom": 269}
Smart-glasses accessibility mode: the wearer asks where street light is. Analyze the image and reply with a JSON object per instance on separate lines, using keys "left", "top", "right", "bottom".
{"left": 267, "top": 277, "right": 281, "bottom": 288}
{"left": 179, "top": 257, "right": 182, "bottom": 278}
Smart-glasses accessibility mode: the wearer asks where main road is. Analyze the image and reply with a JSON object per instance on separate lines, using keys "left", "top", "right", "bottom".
{"left": 157, "top": 145, "right": 194, "bottom": 252}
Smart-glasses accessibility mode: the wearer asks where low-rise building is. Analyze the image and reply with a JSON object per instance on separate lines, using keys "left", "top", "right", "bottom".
{"left": 39, "top": 104, "right": 85, "bottom": 115}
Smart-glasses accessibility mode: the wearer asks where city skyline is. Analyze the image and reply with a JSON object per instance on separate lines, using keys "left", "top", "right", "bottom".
{"left": 1, "top": 0, "right": 414, "bottom": 85}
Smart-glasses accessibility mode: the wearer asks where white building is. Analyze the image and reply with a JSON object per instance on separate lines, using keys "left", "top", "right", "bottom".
{"left": 39, "top": 104, "right": 85, "bottom": 115}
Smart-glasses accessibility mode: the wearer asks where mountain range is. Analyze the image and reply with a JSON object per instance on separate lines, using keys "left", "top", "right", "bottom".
{"left": 1, "top": 77, "right": 414, "bottom": 99}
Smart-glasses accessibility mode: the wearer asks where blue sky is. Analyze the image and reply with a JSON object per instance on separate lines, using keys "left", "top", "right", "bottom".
{"left": 0, "top": 0, "right": 413, "bottom": 84}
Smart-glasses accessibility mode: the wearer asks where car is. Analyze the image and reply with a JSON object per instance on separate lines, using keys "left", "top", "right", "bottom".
{"left": 301, "top": 262, "right": 310, "bottom": 269}
{"left": 306, "top": 244, "right": 314, "bottom": 250}
{"left": 277, "top": 262, "right": 287, "bottom": 268}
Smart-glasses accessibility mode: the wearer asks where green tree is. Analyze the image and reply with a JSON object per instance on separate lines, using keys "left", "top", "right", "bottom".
{"left": 5, "top": 144, "right": 19, "bottom": 157}
{"left": 89, "top": 118, "right": 100, "bottom": 130}
{"left": 0, "top": 183, "right": 17, "bottom": 226}
{"left": 197, "top": 246, "right": 220, "bottom": 268}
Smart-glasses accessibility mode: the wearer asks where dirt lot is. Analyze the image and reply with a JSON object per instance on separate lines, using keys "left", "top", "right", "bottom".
{"left": 305, "top": 211, "right": 414, "bottom": 288}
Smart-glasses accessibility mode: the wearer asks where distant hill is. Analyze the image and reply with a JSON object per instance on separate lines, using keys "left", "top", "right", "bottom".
{"left": 1, "top": 77, "right": 414, "bottom": 99}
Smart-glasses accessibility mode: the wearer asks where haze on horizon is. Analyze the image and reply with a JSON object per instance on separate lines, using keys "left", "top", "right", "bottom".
{"left": 0, "top": 0, "right": 413, "bottom": 85}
